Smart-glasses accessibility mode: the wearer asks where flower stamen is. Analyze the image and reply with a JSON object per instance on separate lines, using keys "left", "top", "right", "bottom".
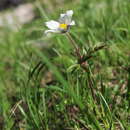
{"left": 59, "top": 24, "right": 67, "bottom": 30}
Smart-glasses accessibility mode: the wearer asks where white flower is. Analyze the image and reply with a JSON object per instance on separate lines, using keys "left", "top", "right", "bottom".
{"left": 45, "top": 10, "right": 75, "bottom": 34}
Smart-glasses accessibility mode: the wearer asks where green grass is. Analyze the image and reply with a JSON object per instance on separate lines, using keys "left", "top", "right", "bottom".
{"left": 0, "top": 0, "right": 130, "bottom": 129}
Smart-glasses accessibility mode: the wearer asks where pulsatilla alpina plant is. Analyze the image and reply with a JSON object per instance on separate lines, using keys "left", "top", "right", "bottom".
{"left": 45, "top": 10, "right": 106, "bottom": 71}
{"left": 45, "top": 10, "right": 82, "bottom": 64}
{"left": 44, "top": 10, "right": 107, "bottom": 101}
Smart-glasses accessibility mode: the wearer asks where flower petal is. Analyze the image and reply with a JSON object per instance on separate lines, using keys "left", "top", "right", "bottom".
{"left": 66, "top": 10, "right": 73, "bottom": 17}
{"left": 60, "top": 13, "right": 66, "bottom": 17}
{"left": 44, "top": 29, "right": 59, "bottom": 34}
{"left": 59, "top": 10, "right": 74, "bottom": 25}
{"left": 45, "top": 20, "right": 60, "bottom": 30}
{"left": 70, "top": 20, "right": 75, "bottom": 26}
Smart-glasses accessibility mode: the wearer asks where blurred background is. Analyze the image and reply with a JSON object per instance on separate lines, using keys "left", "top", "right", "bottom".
{"left": 0, "top": 0, "right": 23, "bottom": 10}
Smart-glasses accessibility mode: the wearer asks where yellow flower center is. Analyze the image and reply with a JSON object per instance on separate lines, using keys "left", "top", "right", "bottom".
{"left": 59, "top": 24, "right": 67, "bottom": 30}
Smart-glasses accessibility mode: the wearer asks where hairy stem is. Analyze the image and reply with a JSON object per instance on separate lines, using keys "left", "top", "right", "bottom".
{"left": 66, "top": 32, "right": 81, "bottom": 59}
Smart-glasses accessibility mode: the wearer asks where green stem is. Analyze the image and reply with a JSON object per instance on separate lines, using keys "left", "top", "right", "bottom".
{"left": 66, "top": 32, "right": 81, "bottom": 58}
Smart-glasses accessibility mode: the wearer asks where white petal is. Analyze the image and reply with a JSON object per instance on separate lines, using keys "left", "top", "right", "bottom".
{"left": 66, "top": 10, "right": 73, "bottom": 17}
{"left": 59, "top": 10, "right": 74, "bottom": 24}
{"left": 45, "top": 20, "right": 60, "bottom": 30}
{"left": 44, "top": 29, "right": 59, "bottom": 34}
{"left": 70, "top": 20, "right": 75, "bottom": 25}
{"left": 60, "top": 13, "right": 66, "bottom": 17}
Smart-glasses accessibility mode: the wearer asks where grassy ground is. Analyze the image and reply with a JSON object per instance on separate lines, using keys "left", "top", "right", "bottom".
{"left": 0, "top": 0, "right": 130, "bottom": 129}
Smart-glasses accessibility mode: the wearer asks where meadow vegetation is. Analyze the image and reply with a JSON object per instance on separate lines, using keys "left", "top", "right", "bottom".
{"left": 0, "top": 0, "right": 130, "bottom": 129}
